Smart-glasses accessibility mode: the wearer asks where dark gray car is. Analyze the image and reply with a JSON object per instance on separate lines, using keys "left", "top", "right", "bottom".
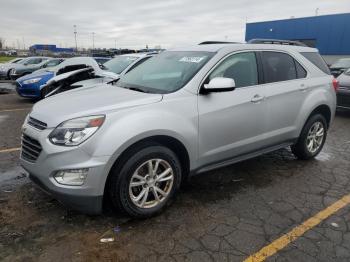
{"left": 0, "top": 57, "right": 24, "bottom": 79}
{"left": 0, "top": 57, "right": 49, "bottom": 79}
{"left": 9, "top": 58, "right": 64, "bottom": 80}
{"left": 337, "top": 69, "right": 350, "bottom": 109}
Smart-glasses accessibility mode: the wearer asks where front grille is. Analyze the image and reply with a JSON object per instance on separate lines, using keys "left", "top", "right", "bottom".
{"left": 21, "top": 134, "right": 42, "bottom": 162}
{"left": 28, "top": 117, "right": 47, "bottom": 130}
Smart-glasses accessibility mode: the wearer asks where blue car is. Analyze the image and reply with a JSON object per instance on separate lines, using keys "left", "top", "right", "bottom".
{"left": 16, "top": 57, "right": 110, "bottom": 99}
{"left": 16, "top": 70, "right": 55, "bottom": 98}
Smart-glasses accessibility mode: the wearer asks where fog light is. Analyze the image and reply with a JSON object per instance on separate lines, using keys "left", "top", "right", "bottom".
{"left": 54, "top": 169, "right": 88, "bottom": 186}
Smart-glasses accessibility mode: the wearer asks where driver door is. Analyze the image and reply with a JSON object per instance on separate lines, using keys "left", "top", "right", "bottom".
{"left": 198, "top": 51, "right": 267, "bottom": 166}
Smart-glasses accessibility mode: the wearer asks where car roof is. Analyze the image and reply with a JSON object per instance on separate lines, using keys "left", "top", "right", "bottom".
{"left": 170, "top": 43, "right": 318, "bottom": 53}
{"left": 119, "top": 52, "right": 157, "bottom": 58}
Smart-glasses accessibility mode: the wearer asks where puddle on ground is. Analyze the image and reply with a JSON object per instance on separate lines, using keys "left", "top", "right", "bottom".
{"left": 315, "top": 151, "right": 333, "bottom": 162}
{"left": 0, "top": 115, "right": 9, "bottom": 124}
{"left": 0, "top": 166, "right": 28, "bottom": 185}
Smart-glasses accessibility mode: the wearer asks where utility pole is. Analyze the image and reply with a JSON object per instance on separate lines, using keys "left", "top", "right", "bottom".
{"left": 73, "top": 25, "right": 78, "bottom": 52}
{"left": 115, "top": 39, "right": 117, "bottom": 49}
{"left": 92, "top": 32, "right": 95, "bottom": 50}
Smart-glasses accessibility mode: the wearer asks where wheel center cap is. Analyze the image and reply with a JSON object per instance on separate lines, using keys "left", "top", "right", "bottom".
{"left": 148, "top": 178, "right": 155, "bottom": 186}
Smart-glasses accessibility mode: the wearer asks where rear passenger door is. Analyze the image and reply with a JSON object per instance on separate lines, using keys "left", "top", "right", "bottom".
{"left": 260, "top": 51, "right": 308, "bottom": 145}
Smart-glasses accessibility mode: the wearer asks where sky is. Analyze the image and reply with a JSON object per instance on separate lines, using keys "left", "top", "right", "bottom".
{"left": 0, "top": 0, "right": 349, "bottom": 50}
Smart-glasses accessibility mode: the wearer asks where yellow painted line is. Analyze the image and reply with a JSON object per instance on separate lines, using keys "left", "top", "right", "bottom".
{"left": 0, "top": 108, "right": 31, "bottom": 113}
{"left": 244, "top": 194, "right": 350, "bottom": 262}
{"left": 0, "top": 147, "right": 21, "bottom": 153}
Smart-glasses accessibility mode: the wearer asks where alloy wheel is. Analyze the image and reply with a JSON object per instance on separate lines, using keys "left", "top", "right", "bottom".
{"left": 306, "top": 121, "right": 325, "bottom": 153}
{"left": 129, "top": 159, "right": 174, "bottom": 209}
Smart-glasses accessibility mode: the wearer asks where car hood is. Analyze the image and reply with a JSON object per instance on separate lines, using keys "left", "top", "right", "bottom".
{"left": 15, "top": 64, "right": 36, "bottom": 70}
{"left": 30, "top": 84, "right": 163, "bottom": 127}
{"left": 17, "top": 70, "right": 54, "bottom": 83}
{"left": 0, "top": 63, "right": 17, "bottom": 71}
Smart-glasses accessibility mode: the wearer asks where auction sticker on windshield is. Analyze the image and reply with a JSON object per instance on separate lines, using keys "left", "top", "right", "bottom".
{"left": 179, "top": 56, "right": 206, "bottom": 63}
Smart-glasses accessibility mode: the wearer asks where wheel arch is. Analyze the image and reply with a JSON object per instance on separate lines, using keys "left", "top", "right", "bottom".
{"left": 103, "top": 135, "right": 191, "bottom": 199}
{"left": 307, "top": 104, "right": 332, "bottom": 129}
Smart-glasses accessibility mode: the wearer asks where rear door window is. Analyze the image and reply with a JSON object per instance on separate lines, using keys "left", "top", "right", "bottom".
{"left": 300, "top": 52, "right": 331, "bottom": 75}
{"left": 261, "top": 52, "right": 297, "bottom": 83}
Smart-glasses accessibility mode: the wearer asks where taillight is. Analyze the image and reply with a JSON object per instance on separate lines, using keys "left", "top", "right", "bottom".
{"left": 332, "top": 78, "right": 339, "bottom": 92}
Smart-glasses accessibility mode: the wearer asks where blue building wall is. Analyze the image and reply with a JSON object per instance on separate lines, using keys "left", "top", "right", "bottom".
{"left": 245, "top": 13, "right": 350, "bottom": 55}
{"left": 29, "top": 44, "right": 74, "bottom": 53}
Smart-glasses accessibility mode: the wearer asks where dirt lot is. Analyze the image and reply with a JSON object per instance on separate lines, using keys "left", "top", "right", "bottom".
{"left": 1, "top": 90, "right": 350, "bottom": 262}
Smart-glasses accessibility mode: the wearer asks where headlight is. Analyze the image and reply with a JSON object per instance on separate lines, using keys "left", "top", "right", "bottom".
{"left": 23, "top": 78, "right": 42, "bottom": 84}
{"left": 49, "top": 115, "right": 105, "bottom": 146}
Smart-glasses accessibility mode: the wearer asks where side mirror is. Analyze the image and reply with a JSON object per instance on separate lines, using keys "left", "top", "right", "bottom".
{"left": 203, "top": 77, "right": 236, "bottom": 92}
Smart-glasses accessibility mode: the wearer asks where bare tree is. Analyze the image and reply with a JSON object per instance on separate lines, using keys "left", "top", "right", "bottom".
{"left": 0, "top": 38, "right": 4, "bottom": 49}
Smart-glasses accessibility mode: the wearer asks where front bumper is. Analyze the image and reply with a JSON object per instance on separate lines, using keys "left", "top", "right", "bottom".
{"left": 10, "top": 73, "right": 23, "bottom": 80}
{"left": 20, "top": 124, "right": 111, "bottom": 214}
{"left": 16, "top": 81, "right": 41, "bottom": 98}
{"left": 337, "top": 87, "right": 350, "bottom": 109}
{"left": 28, "top": 173, "right": 103, "bottom": 214}
{"left": 0, "top": 70, "right": 8, "bottom": 79}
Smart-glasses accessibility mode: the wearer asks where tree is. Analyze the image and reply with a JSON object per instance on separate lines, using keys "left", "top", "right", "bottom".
{"left": 0, "top": 38, "right": 4, "bottom": 49}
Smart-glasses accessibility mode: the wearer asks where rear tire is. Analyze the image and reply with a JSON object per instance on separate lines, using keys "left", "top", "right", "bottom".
{"left": 7, "top": 69, "right": 13, "bottom": 80}
{"left": 109, "top": 145, "right": 182, "bottom": 218}
{"left": 291, "top": 114, "right": 327, "bottom": 160}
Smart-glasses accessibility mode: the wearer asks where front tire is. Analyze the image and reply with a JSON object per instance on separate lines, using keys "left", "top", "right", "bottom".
{"left": 291, "top": 114, "right": 327, "bottom": 160}
{"left": 109, "top": 145, "right": 182, "bottom": 218}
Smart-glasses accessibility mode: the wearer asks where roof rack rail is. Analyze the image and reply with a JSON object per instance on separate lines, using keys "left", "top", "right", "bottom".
{"left": 198, "top": 41, "right": 241, "bottom": 45}
{"left": 247, "top": 39, "right": 307, "bottom": 47}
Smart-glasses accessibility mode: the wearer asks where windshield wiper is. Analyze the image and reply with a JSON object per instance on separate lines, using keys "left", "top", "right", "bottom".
{"left": 127, "top": 87, "right": 148, "bottom": 93}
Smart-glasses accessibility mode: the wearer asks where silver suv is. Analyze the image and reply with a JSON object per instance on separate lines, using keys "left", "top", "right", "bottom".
{"left": 20, "top": 42, "right": 337, "bottom": 217}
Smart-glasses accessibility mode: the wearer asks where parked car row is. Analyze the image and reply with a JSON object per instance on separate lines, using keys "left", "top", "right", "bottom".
{"left": 329, "top": 58, "right": 350, "bottom": 110}
{"left": 0, "top": 57, "right": 52, "bottom": 79}
{"left": 20, "top": 41, "right": 338, "bottom": 217}
{"left": 15, "top": 52, "right": 157, "bottom": 99}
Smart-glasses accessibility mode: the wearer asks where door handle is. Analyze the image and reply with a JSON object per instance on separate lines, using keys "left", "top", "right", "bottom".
{"left": 299, "top": 84, "right": 308, "bottom": 92}
{"left": 251, "top": 94, "right": 265, "bottom": 103}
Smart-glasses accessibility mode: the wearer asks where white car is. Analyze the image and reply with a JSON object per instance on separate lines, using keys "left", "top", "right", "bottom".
{"left": 71, "top": 53, "right": 157, "bottom": 88}
{"left": 42, "top": 53, "right": 157, "bottom": 97}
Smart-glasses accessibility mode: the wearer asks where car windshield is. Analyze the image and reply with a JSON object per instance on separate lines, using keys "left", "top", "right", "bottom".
{"left": 104, "top": 56, "right": 139, "bottom": 74}
{"left": 331, "top": 59, "right": 350, "bottom": 68}
{"left": 18, "top": 58, "right": 31, "bottom": 64}
{"left": 117, "top": 51, "right": 214, "bottom": 93}
{"left": 45, "top": 59, "right": 62, "bottom": 67}
{"left": 9, "top": 58, "right": 23, "bottom": 63}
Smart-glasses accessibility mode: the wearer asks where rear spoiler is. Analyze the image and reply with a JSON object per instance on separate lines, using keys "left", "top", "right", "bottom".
{"left": 56, "top": 64, "right": 92, "bottom": 75}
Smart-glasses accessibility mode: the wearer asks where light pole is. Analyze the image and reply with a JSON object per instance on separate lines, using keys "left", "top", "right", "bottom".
{"left": 315, "top": 8, "right": 319, "bottom": 16}
{"left": 92, "top": 32, "right": 95, "bottom": 50}
{"left": 73, "top": 25, "right": 78, "bottom": 52}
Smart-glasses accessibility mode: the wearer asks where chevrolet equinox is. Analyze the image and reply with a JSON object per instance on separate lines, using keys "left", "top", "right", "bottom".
{"left": 20, "top": 42, "right": 337, "bottom": 217}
